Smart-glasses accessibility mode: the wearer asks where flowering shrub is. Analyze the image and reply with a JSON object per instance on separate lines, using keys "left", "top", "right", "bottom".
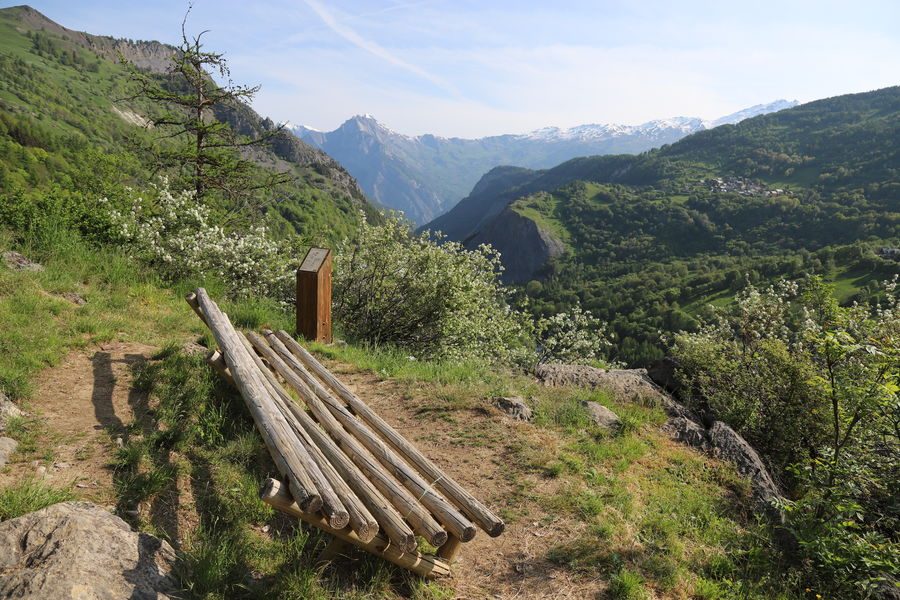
{"left": 672, "top": 276, "right": 899, "bottom": 596}
{"left": 536, "top": 305, "right": 616, "bottom": 366}
{"left": 104, "top": 179, "right": 296, "bottom": 301}
{"left": 333, "top": 214, "right": 532, "bottom": 363}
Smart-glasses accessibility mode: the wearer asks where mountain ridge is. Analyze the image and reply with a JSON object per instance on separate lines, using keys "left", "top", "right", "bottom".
{"left": 292, "top": 100, "right": 798, "bottom": 223}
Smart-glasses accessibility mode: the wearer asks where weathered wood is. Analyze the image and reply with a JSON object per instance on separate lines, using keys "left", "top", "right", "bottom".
{"left": 247, "top": 331, "right": 447, "bottom": 548}
{"left": 276, "top": 330, "right": 505, "bottom": 537}
{"left": 185, "top": 292, "right": 207, "bottom": 325}
{"left": 242, "top": 335, "right": 409, "bottom": 550}
{"left": 236, "top": 333, "right": 368, "bottom": 537}
{"left": 264, "top": 336, "right": 476, "bottom": 542}
{"left": 261, "top": 478, "right": 451, "bottom": 579}
{"left": 296, "top": 247, "right": 332, "bottom": 343}
{"left": 189, "top": 289, "right": 321, "bottom": 513}
{"left": 205, "top": 350, "right": 235, "bottom": 387}
{"left": 436, "top": 535, "right": 463, "bottom": 563}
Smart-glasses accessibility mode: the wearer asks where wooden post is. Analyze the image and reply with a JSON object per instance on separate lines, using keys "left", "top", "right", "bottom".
{"left": 296, "top": 248, "right": 332, "bottom": 343}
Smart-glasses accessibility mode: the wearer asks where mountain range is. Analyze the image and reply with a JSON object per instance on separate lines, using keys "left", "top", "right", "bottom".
{"left": 292, "top": 100, "right": 798, "bottom": 224}
{"left": 427, "top": 86, "right": 900, "bottom": 364}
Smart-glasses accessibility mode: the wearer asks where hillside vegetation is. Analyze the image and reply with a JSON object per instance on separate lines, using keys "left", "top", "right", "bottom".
{"left": 430, "top": 87, "right": 900, "bottom": 365}
{"left": 0, "top": 5, "right": 375, "bottom": 246}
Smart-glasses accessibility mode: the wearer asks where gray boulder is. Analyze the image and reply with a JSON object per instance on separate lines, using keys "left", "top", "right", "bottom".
{"left": 707, "top": 421, "right": 782, "bottom": 512}
{"left": 665, "top": 417, "right": 709, "bottom": 450}
{"left": 493, "top": 396, "right": 532, "bottom": 422}
{"left": 582, "top": 401, "right": 621, "bottom": 432}
{"left": 0, "top": 501, "right": 179, "bottom": 599}
{"left": 0, "top": 390, "right": 24, "bottom": 431}
{"left": 0, "top": 436, "right": 18, "bottom": 468}
{"left": 2, "top": 251, "right": 44, "bottom": 272}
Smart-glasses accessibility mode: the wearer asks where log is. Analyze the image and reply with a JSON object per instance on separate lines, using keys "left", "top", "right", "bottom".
{"left": 263, "top": 336, "right": 476, "bottom": 542}
{"left": 261, "top": 478, "right": 451, "bottom": 579}
{"left": 247, "top": 331, "right": 447, "bottom": 548}
{"left": 236, "top": 333, "right": 368, "bottom": 537}
{"left": 241, "top": 334, "right": 407, "bottom": 549}
{"left": 190, "top": 289, "right": 321, "bottom": 513}
{"left": 436, "top": 535, "right": 463, "bottom": 563}
{"left": 276, "top": 330, "right": 505, "bottom": 537}
{"left": 185, "top": 292, "right": 207, "bottom": 325}
{"left": 206, "top": 350, "right": 235, "bottom": 387}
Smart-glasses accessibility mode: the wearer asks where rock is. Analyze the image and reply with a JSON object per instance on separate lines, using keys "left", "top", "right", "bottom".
{"left": 581, "top": 401, "right": 621, "bottom": 432}
{"left": 536, "top": 363, "right": 663, "bottom": 401}
{"left": 35, "top": 465, "right": 47, "bottom": 478}
{"left": 535, "top": 363, "right": 700, "bottom": 420}
{"left": 0, "top": 501, "right": 179, "bottom": 599}
{"left": 181, "top": 341, "right": 207, "bottom": 356}
{"left": 2, "top": 251, "right": 44, "bottom": 272}
{"left": 60, "top": 292, "right": 86, "bottom": 306}
{"left": 493, "top": 397, "right": 532, "bottom": 421}
{"left": 0, "top": 436, "right": 18, "bottom": 467}
{"left": 0, "top": 391, "right": 24, "bottom": 431}
{"left": 664, "top": 417, "right": 709, "bottom": 450}
{"left": 707, "top": 421, "right": 782, "bottom": 512}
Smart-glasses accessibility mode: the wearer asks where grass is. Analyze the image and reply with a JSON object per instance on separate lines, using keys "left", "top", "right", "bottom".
{"left": 0, "top": 477, "right": 75, "bottom": 520}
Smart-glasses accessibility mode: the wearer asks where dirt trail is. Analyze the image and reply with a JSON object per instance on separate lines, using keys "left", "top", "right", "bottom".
{"left": 332, "top": 365, "right": 605, "bottom": 599}
{"left": 0, "top": 342, "right": 155, "bottom": 505}
{"left": 6, "top": 344, "right": 600, "bottom": 598}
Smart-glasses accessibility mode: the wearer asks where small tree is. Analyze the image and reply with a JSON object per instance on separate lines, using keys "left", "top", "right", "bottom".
{"left": 125, "top": 6, "right": 291, "bottom": 212}
{"left": 535, "top": 305, "right": 616, "bottom": 366}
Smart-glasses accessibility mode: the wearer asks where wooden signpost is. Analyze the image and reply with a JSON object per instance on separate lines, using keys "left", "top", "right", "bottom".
{"left": 296, "top": 247, "right": 332, "bottom": 343}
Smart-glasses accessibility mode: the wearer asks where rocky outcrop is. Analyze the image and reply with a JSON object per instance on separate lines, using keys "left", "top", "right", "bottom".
{"left": 538, "top": 362, "right": 783, "bottom": 518}
{"left": 0, "top": 502, "right": 179, "bottom": 599}
{"left": 0, "top": 436, "right": 17, "bottom": 468}
{"left": 493, "top": 397, "right": 533, "bottom": 422}
{"left": 707, "top": 422, "right": 782, "bottom": 512}
{"left": 467, "top": 208, "right": 564, "bottom": 283}
{"left": 0, "top": 390, "right": 23, "bottom": 430}
{"left": 582, "top": 401, "right": 621, "bottom": 432}
{"left": 3, "top": 251, "right": 43, "bottom": 272}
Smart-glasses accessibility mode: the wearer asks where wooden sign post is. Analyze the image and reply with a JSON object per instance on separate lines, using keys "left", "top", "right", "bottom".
{"left": 296, "top": 247, "right": 332, "bottom": 343}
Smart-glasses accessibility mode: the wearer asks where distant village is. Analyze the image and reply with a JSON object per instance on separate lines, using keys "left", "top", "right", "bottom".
{"left": 705, "top": 177, "right": 788, "bottom": 197}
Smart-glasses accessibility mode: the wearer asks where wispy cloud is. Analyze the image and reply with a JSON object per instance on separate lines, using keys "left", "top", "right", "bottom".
{"left": 301, "top": 0, "right": 460, "bottom": 98}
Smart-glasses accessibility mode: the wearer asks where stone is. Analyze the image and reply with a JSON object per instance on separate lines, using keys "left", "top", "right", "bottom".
{"left": 181, "top": 341, "right": 207, "bottom": 356}
{"left": 60, "top": 292, "right": 87, "bottom": 306}
{"left": 493, "top": 396, "right": 532, "bottom": 422}
{"left": 581, "top": 401, "right": 621, "bottom": 432}
{"left": 0, "top": 436, "right": 18, "bottom": 468}
{"left": 664, "top": 417, "right": 709, "bottom": 450}
{"left": 0, "top": 501, "right": 179, "bottom": 599}
{"left": 2, "top": 250, "right": 44, "bottom": 272}
{"left": 0, "top": 391, "right": 24, "bottom": 431}
{"left": 536, "top": 363, "right": 665, "bottom": 403}
{"left": 707, "top": 421, "right": 782, "bottom": 512}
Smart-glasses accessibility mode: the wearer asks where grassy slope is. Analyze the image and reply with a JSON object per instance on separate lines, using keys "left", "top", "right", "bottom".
{"left": 0, "top": 229, "right": 801, "bottom": 599}
{"left": 0, "top": 7, "right": 368, "bottom": 245}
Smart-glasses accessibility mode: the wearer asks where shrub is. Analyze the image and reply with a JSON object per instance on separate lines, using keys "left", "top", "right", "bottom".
{"left": 333, "top": 214, "right": 532, "bottom": 363}
{"left": 105, "top": 179, "right": 299, "bottom": 302}
{"left": 536, "top": 304, "right": 616, "bottom": 366}
{"left": 672, "top": 276, "right": 899, "bottom": 596}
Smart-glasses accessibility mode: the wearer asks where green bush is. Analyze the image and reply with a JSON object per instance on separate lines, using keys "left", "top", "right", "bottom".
{"left": 333, "top": 213, "right": 533, "bottom": 363}
{"left": 672, "top": 276, "right": 899, "bottom": 597}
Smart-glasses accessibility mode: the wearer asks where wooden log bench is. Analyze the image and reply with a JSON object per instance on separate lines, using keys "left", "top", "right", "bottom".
{"left": 186, "top": 289, "right": 504, "bottom": 578}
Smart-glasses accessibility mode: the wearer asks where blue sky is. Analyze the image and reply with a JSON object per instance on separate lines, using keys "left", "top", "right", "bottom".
{"left": 8, "top": 1, "right": 900, "bottom": 137}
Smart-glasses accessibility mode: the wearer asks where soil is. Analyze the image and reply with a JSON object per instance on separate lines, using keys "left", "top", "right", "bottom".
{"left": 332, "top": 365, "right": 606, "bottom": 599}
{"left": 4, "top": 344, "right": 604, "bottom": 598}
{"left": 0, "top": 342, "right": 156, "bottom": 506}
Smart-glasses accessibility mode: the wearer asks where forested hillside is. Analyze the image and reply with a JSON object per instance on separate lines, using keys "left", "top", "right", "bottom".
{"left": 0, "top": 5, "right": 375, "bottom": 245}
{"left": 429, "top": 87, "right": 900, "bottom": 365}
